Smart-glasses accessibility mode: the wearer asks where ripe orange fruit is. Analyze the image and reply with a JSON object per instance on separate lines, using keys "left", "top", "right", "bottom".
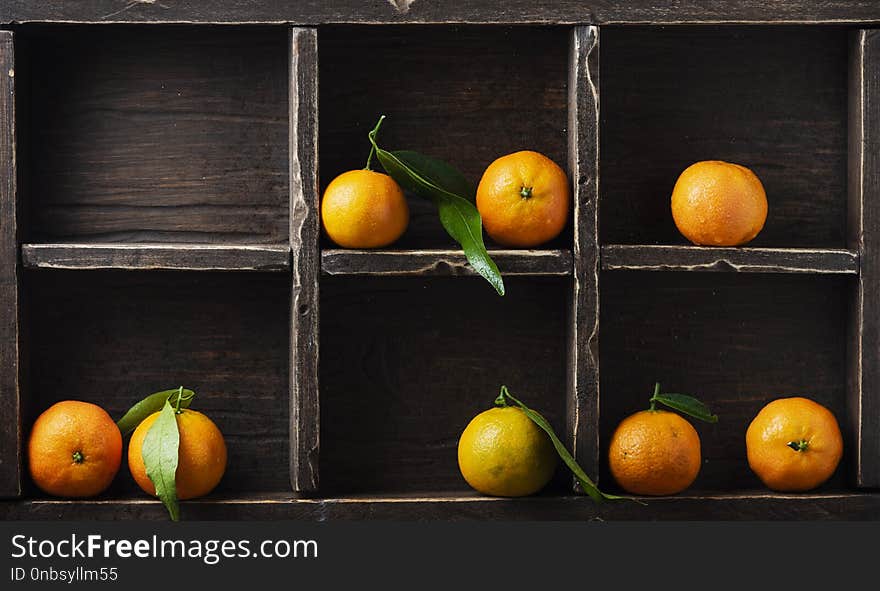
{"left": 608, "top": 409, "right": 702, "bottom": 496}
{"left": 670, "top": 160, "right": 768, "bottom": 246}
{"left": 128, "top": 409, "right": 227, "bottom": 500}
{"left": 476, "top": 150, "right": 570, "bottom": 247}
{"left": 321, "top": 169, "right": 409, "bottom": 248}
{"left": 27, "top": 400, "right": 123, "bottom": 498}
{"left": 458, "top": 406, "right": 557, "bottom": 497}
{"left": 746, "top": 397, "right": 843, "bottom": 492}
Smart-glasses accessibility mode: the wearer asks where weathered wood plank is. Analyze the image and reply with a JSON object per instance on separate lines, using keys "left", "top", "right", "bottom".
{"left": 848, "top": 29, "right": 880, "bottom": 488}
{"left": 321, "top": 250, "right": 572, "bottom": 277}
{"left": 21, "top": 243, "right": 290, "bottom": 272}
{"left": 0, "top": 31, "right": 19, "bottom": 498}
{"left": 24, "top": 27, "right": 288, "bottom": 245}
{"left": 1, "top": 492, "right": 879, "bottom": 521}
{"left": 567, "top": 26, "right": 601, "bottom": 492}
{"left": 3, "top": 1, "right": 880, "bottom": 25}
{"left": 602, "top": 245, "right": 859, "bottom": 274}
{"left": 290, "top": 27, "right": 320, "bottom": 493}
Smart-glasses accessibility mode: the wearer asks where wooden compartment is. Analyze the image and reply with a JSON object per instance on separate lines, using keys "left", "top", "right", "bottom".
{"left": 1, "top": 8, "right": 879, "bottom": 521}
{"left": 319, "top": 276, "right": 568, "bottom": 494}
{"left": 600, "top": 26, "right": 849, "bottom": 248}
{"left": 21, "top": 270, "right": 291, "bottom": 496}
{"left": 318, "top": 26, "right": 570, "bottom": 250}
{"left": 21, "top": 26, "right": 289, "bottom": 245}
{"left": 599, "top": 272, "right": 850, "bottom": 492}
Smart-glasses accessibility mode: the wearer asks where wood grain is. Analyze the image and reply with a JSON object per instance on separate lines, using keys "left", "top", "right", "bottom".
{"left": 289, "top": 28, "right": 320, "bottom": 493}
{"left": 600, "top": 27, "right": 848, "bottom": 248}
{"left": 847, "top": 29, "right": 880, "bottom": 488}
{"left": 1, "top": 491, "right": 878, "bottom": 521}
{"left": 321, "top": 249, "right": 572, "bottom": 277}
{"left": 0, "top": 31, "right": 20, "bottom": 498}
{"left": 567, "top": 26, "right": 601, "bottom": 491}
{"left": 3, "top": 2, "right": 880, "bottom": 25}
{"left": 319, "top": 277, "right": 568, "bottom": 494}
{"left": 602, "top": 245, "right": 859, "bottom": 274}
{"left": 23, "top": 271, "right": 290, "bottom": 495}
{"left": 599, "top": 272, "right": 849, "bottom": 492}
{"left": 318, "top": 26, "right": 569, "bottom": 248}
{"left": 21, "top": 243, "right": 291, "bottom": 272}
{"left": 23, "top": 26, "right": 288, "bottom": 245}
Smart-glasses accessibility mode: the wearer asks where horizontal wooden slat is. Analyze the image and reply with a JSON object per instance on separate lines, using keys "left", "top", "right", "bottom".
{"left": 3, "top": 1, "right": 880, "bottom": 25}
{"left": 21, "top": 243, "right": 290, "bottom": 271}
{"left": 1, "top": 491, "right": 879, "bottom": 520}
{"left": 321, "top": 249, "right": 572, "bottom": 277}
{"left": 601, "top": 245, "right": 859, "bottom": 274}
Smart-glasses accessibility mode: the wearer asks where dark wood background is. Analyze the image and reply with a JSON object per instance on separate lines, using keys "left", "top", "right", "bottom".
{"left": 21, "top": 26, "right": 289, "bottom": 245}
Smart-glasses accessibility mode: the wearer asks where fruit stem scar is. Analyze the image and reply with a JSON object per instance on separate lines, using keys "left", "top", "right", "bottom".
{"left": 520, "top": 186, "right": 533, "bottom": 199}
{"left": 72, "top": 451, "right": 84, "bottom": 464}
{"left": 787, "top": 439, "right": 810, "bottom": 452}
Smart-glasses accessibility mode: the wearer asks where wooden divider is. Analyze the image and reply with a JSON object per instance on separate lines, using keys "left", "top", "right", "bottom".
{"left": 289, "top": 27, "right": 320, "bottom": 493}
{"left": 567, "top": 25, "right": 601, "bottom": 488}
{"left": 0, "top": 30, "right": 19, "bottom": 498}
{"left": 848, "top": 28, "right": 880, "bottom": 489}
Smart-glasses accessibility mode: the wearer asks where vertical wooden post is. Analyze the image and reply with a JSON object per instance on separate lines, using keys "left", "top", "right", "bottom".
{"left": 567, "top": 25, "right": 601, "bottom": 490}
{"left": 848, "top": 29, "right": 880, "bottom": 489}
{"left": 289, "top": 27, "right": 320, "bottom": 493}
{"left": 0, "top": 31, "right": 19, "bottom": 498}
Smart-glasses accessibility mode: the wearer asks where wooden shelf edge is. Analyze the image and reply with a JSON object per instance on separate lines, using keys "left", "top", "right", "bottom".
{"left": 601, "top": 245, "right": 859, "bottom": 274}
{"left": 21, "top": 243, "right": 291, "bottom": 272}
{"left": 3, "top": 491, "right": 879, "bottom": 520}
{"left": 321, "top": 249, "right": 573, "bottom": 277}
{"left": 4, "top": 2, "right": 880, "bottom": 25}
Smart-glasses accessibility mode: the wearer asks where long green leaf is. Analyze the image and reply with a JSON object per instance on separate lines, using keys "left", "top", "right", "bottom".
{"left": 495, "top": 386, "right": 635, "bottom": 503}
{"left": 116, "top": 387, "right": 194, "bottom": 436}
{"left": 142, "top": 400, "right": 180, "bottom": 522}
{"left": 651, "top": 392, "right": 718, "bottom": 424}
{"left": 367, "top": 120, "right": 505, "bottom": 296}
{"left": 391, "top": 149, "right": 475, "bottom": 201}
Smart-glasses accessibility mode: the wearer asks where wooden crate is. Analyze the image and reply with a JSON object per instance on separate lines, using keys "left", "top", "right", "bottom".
{"left": 1, "top": 4, "right": 879, "bottom": 520}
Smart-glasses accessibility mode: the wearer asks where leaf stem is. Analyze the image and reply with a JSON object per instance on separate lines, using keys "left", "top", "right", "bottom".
{"left": 649, "top": 382, "right": 661, "bottom": 411}
{"left": 174, "top": 386, "right": 184, "bottom": 415}
{"left": 494, "top": 385, "right": 511, "bottom": 407}
{"left": 365, "top": 115, "right": 386, "bottom": 171}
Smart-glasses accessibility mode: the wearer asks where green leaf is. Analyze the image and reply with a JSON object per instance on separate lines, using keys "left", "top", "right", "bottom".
{"left": 391, "top": 150, "right": 475, "bottom": 201}
{"left": 367, "top": 118, "right": 505, "bottom": 296}
{"left": 142, "top": 400, "right": 181, "bottom": 522}
{"left": 651, "top": 389, "right": 718, "bottom": 424}
{"left": 495, "top": 386, "right": 638, "bottom": 504}
{"left": 116, "top": 387, "right": 194, "bottom": 436}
